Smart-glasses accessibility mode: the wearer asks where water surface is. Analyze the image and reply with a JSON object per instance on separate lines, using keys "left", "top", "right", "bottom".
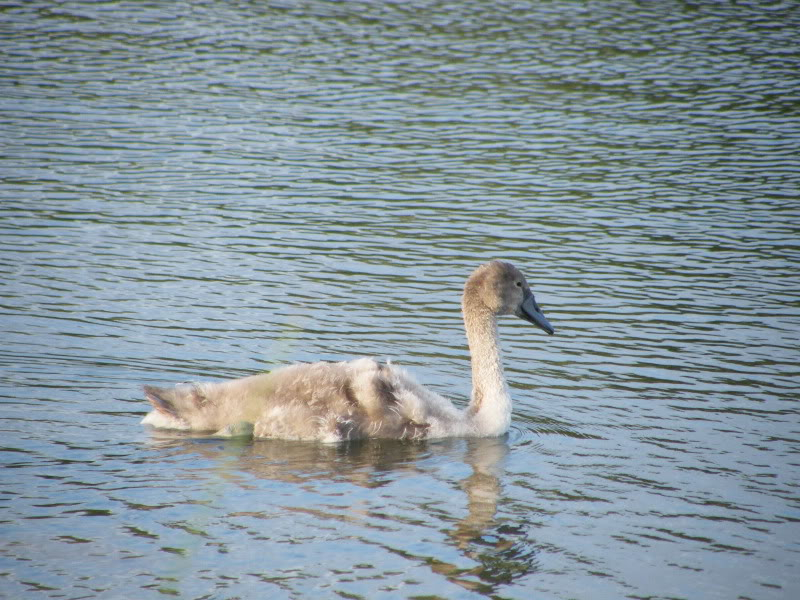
{"left": 1, "top": 1, "right": 799, "bottom": 599}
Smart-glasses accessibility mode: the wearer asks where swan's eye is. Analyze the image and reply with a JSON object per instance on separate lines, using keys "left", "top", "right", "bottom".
{"left": 515, "top": 281, "right": 522, "bottom": 288}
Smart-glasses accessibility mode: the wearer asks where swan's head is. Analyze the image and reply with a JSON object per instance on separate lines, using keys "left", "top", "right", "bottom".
{"left": 463, "top": 260, "right": 555, "bottom": 335}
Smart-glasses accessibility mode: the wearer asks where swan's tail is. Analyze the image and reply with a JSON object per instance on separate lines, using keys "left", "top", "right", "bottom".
{"left": 141, "top": 383, "right": 204, "bottom": 430}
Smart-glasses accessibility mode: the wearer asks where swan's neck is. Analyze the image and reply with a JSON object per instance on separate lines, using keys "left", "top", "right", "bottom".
{"left": 463, "top": 305, "right": 511, "bottom": 436}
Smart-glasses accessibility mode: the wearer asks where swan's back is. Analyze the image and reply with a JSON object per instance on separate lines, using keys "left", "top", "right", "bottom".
{"left": 142, "top": 357, "right": 462, "bottom": 442}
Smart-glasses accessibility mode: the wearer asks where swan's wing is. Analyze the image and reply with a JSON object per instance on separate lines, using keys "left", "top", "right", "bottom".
{"left": 141, "top": 359, "right": 463, "bottom": 441}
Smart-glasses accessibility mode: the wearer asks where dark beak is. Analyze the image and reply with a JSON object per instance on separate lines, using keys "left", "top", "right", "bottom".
{"left": 515, "top": 291, "right": 555, "bottom": 335}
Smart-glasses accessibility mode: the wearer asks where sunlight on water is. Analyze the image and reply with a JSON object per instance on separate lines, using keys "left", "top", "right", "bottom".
{"left": 1, "top": 1, "right": 799, "bottom": 599}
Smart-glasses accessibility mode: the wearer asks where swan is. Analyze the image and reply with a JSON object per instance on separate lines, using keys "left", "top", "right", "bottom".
{"left": 141, "top": 260, "right": 554, "bottom": 442}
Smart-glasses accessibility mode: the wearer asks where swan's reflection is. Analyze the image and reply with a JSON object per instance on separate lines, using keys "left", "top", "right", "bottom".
{"left": 146, "top": 433, "right": 536, "bottom": 591}
{"left": 440, "top": 437, "right": 538, "bottom": 592}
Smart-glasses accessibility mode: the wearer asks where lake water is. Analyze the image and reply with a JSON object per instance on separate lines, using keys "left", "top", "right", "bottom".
{"left": 1, "top": 1, "right": 799, "bottom": 599}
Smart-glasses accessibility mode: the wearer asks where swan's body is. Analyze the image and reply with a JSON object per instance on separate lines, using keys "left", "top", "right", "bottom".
{"left": 141, "top": 261, "right": 554, "bottom": 442}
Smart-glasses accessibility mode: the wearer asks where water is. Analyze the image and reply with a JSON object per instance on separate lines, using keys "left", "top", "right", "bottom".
{"left": 1, "top": 1, "right": 799, "bottom": 598}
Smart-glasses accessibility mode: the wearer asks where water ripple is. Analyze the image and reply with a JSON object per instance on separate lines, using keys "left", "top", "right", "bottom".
{"left": 2, "top": 1, "right": 799, "bottom": 599}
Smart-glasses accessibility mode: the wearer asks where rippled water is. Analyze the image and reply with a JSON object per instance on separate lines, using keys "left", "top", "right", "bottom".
{"left": 2, "top": 1, "right": 799, "bottom": 599}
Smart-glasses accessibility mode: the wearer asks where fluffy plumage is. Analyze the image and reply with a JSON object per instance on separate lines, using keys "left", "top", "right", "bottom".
{"left": 141, "top": 261, "right": 554, "bottom": 442}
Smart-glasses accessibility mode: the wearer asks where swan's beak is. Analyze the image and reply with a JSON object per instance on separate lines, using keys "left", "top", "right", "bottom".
{"left": 516, "top": 292, "right": 555, "bottom": 335}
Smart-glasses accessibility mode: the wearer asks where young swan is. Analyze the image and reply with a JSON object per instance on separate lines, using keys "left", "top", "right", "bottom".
{"left": 141, "top": 261, "right": 554, "bottom": 442}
